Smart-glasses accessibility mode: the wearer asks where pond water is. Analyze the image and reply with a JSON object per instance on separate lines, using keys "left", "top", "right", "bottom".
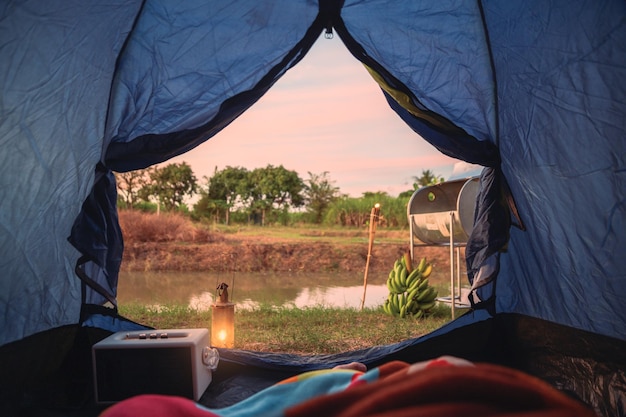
{"left": 117, "top": 269, "right": 453, "bottom": 311}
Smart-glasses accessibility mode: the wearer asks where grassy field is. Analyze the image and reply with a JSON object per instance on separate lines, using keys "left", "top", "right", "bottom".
{"left": 119, "top": 302, "right": 457, "bottom": 355}
{"left": 211, "top": 223, "right": 409, "bottom": 244}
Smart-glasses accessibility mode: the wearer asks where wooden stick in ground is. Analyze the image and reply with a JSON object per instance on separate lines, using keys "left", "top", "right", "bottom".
{"left": 361, "top": 204, "right": 380, "bottom": 311}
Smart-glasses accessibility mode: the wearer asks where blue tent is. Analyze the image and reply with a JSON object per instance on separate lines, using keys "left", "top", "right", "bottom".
{"left": 1, "top": 1, "right": 624, "bottom": 415}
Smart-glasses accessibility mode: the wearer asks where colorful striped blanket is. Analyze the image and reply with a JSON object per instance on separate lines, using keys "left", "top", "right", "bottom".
{"left": 100, "top": 356, "right": 596, "bottom": 417}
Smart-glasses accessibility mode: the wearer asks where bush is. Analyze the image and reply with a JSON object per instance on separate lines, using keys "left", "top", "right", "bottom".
{"left": 323, "top": 194, "right": 410, "bottom": 228}
{"left": 119, "top": 210, "right": 223, "bottom": 244}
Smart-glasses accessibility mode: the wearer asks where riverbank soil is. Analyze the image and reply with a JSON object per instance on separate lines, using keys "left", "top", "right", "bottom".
{"left": 122, "top": 239, "right": 457, "bottom": 273}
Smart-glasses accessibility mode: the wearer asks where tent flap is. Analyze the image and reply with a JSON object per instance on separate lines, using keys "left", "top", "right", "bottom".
{"left": 0, "top": 0, "right": 143, "bottom": 346}
{"left": 104, "top": 0, "right": 322, "bottom": 172}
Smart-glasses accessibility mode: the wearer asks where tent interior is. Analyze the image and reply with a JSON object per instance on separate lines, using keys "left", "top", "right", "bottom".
{"left": 1, "top": 1, "right": 625, "bottom": 416}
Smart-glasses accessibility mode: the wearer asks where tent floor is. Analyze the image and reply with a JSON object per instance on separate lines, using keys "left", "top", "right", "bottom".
{"left": 2, "top": 313, "right": 624, "bottom": 417}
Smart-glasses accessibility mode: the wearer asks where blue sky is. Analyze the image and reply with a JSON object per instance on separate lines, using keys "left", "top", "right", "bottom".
{"left": 167, "top": 35, "right": 480, "bottom": 197}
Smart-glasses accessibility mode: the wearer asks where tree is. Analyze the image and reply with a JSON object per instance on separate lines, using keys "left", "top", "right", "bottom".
{"left": 194, "top": 177, "right": 225, "bottom": 223}
{"left": 114, "top": 168, "right": 152, "bottom": 208}
{"left": 246, "top": 165, "right": 304, "bottom": 225}
{"left": 139, "top": 162, "right": 197, "bottom": 211}
{"left": 304, "top": 171, "right": 340, "bottom": 223}
{"left": 195, "top": 166, "right": 248, "bottom": 224}
{"left": 412, "top": 169, "right": 444, "bottom": 188}
{"left": 399, "top": 169, "right": 445, "bottom": 198}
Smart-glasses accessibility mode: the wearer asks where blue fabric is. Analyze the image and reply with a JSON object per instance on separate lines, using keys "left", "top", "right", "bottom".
{"left": 0, "top": 0, "right": 143, "bottom": 346}
{"left": 340, "top": 0, "right": 497, "bottom": 143}
{"left": 484, "top": 0, "right": 626, "bottom": 338}
{"left": 464, "top": 167, "right": 510, "bottom": 309}
{"left": 217, "top": 308, "right": 493, "bottom": 373}
{"left": 212, "top": 368, "right": 371, "bottom": 417}
{"left": 69, "top": 168, "right": 123, "bottom": 305}
{"left": 82, "top": 313, "right": 150, "bottom": 333}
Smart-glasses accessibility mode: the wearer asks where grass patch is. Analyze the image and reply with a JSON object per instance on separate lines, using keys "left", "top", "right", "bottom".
{"left": 118, "top": 303, "right": 455, "bottom": 355}
{"left": 196, "top": 223, "right": 406, "bottom": 245}
{"left": 119, "top": 210, "right": 408, "bottom": 246}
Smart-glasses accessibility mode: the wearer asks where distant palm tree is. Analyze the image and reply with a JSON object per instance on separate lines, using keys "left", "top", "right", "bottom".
{"left": 398, "top": 170, "right": 445, "bottom": 198}
{"left": 412, "top": 169, "right": 444, "bottom": 189}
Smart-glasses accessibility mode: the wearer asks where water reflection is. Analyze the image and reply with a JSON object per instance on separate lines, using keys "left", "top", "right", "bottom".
{"left": 118, "top": 271, "right": 390, "bottom": 311}
{"left": 292, "top": 285, "right": 388, "bottom": 309}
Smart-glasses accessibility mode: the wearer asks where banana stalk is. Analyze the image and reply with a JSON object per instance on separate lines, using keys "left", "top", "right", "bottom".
{"left": 384, "top": 255, "right": 438, "bottom": 318}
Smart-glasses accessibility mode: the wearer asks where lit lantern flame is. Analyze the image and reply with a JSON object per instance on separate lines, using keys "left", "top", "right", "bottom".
{"left": 217, "top": 329, "right": 227, "bottom": 342}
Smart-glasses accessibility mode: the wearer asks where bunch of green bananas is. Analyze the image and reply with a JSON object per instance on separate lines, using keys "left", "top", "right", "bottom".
{"left": 382, "top": 254, "right": 438, "bottom": 318}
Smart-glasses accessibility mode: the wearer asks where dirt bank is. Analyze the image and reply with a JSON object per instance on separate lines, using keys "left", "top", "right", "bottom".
{"left": 121, "top": 238, "right": 456, "bottom": 274}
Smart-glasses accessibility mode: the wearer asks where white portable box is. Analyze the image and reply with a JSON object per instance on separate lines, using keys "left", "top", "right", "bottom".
{"left": 92, "top": 328, "right": 219, "bottom": 404}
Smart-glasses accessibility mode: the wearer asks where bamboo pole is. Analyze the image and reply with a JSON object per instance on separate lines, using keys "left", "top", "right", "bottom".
{"left": 361, "top": 204, "right": 380, "bottom": 311}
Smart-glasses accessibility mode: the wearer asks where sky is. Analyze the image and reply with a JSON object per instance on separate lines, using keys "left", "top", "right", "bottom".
{"left": 167, "top": 34, "right": 481, "bottom": 198}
